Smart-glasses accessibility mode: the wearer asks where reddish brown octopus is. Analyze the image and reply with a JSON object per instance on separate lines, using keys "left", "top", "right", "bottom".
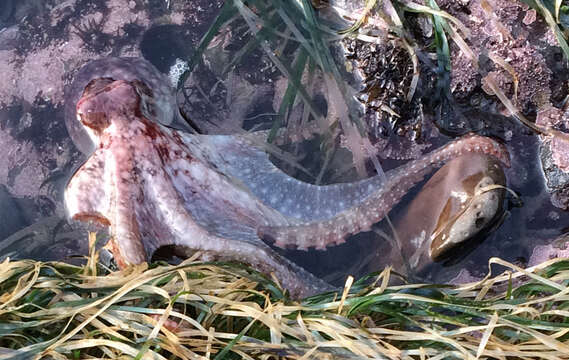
{"left": 64, "top": 58, "right": 510, "bottom": 298}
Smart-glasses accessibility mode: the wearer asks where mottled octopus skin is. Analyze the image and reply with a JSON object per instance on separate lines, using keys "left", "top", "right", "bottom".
{"left": 257, "top": 135, "right": 509, "bottom": 250}
{"left": 64, "top": 60, "right": 511, "bottom": 298}
{"left": 66, "top": 79, "right": 332, "bottom": 298}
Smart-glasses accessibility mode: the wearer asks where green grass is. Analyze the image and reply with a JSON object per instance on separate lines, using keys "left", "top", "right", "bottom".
{"left": 2, "top": 239, "right": 569, "bottom": 358}
{"left": 179, "top": 0, "right": 569, "bottom": 140}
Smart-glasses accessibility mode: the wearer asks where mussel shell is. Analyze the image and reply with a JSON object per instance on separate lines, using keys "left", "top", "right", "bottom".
{"left": 428, "top": 155, "right": 506, "bottom": 261}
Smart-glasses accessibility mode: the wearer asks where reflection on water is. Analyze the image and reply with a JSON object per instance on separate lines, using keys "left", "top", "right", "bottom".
{"left": 0, "top": 0, "right": 568, "bottom": 289}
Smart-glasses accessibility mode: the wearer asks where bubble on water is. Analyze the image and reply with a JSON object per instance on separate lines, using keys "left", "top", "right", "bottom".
{"left": 168, "top": 58, "right": 189, "bottom": 88}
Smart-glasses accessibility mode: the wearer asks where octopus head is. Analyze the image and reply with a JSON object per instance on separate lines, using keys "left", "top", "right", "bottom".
{"left": 75, "top": 78, "right": 154, "bottom": 142}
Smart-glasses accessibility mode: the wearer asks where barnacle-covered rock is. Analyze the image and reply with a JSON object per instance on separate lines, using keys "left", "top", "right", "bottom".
{"left": 537, "top": 105, "right": 569, "bottom": 209}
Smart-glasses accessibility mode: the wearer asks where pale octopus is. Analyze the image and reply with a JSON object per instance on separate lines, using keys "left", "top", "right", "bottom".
{"left": 64, "top": 58, "right": 510, "bottom": 298}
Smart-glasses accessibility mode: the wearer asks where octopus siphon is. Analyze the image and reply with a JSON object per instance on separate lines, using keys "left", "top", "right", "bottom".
{"left": 64, "top": 58, "right": 510, "bottom": 298}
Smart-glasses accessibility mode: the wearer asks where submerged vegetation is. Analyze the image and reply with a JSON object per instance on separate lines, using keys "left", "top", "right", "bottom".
{"left": 180, "top": 0, "right": 569, "bottom": 145}
{"left": 2, "top": 241, "right": 569, "bottom": 358}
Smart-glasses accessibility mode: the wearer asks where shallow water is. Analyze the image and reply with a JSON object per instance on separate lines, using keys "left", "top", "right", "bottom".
{"left": 0, "top": 0, "right": 568, "bottom": 289}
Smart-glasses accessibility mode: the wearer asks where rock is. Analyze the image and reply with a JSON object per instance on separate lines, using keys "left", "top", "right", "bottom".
{"left": 0, "top": 185, "right": 29, "bottom": 240}
{"left": 537, "top": 106, "right": 569, "bottom": 209}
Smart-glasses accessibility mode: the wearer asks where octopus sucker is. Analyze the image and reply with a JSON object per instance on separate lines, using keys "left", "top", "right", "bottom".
{"left": 65, "top": 57, "right": 510, "bottom": 297}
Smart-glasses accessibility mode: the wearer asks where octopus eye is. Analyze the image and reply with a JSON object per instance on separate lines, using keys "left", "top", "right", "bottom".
{"left": 132, "top": 80, "right": 154, "bottom": 99}
{"left": 78, "top": 109, "right": 109, "bottom": 131}
{"left": 83, "top": 78, "right": 115, "bottom": 97}
{"left": 131, "top": 80, "right": 156, "bottom": 118}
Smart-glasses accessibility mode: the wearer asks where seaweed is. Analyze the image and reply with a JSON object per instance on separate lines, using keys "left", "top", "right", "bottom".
{"left": 72, "top": 14, "right": 112, "bottom": 53}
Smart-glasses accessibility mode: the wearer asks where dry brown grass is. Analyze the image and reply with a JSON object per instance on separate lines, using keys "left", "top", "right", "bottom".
{"left": 2, "top": 236, "right": 569, "bottom": 359}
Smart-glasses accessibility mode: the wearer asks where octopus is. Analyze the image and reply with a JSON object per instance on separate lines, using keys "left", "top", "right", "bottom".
{"left": 64, "top": 58, "right": 510, "bottom": 298}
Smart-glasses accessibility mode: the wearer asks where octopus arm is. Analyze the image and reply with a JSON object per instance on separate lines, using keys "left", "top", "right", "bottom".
{"left": 134, "top": 148, "right": 332, "bottom": 298}
{"left": 64, "top": 145, "right": 147, "bottom": 267}
{"left": 181, "top": 133, "right": 387, "bottom": 222}
{"left": 105, "top": 144, "right": 149, "bottom": 267}
{"left": 257, "top": 134, "right": 510, "bottom": 250}
{"left": 65, "top": 148, "right": 111, "bottom": 225}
